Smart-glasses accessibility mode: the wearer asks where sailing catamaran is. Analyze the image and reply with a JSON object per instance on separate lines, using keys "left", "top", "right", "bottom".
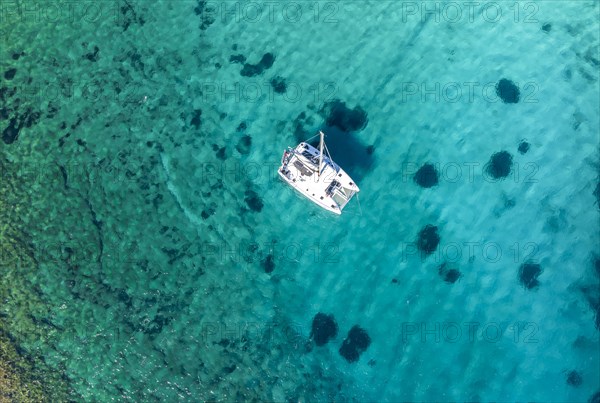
{"left": 278, "top": 131, "right": 360, "bottom": 215}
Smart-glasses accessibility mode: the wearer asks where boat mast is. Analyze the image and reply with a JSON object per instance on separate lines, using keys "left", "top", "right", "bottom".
{"left": 318, "top": 130, "right": 324, "bottom": 177}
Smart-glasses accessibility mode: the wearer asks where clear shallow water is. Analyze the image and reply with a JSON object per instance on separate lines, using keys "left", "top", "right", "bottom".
{"left": 1, "top": 0, "right": 599, "bottom": 401}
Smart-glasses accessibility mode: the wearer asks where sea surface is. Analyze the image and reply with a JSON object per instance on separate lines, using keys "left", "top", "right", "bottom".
{"left": 1, "top": 0, "right": 599, "bottom": 401}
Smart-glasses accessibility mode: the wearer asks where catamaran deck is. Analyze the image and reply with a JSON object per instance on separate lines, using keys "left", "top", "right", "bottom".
{"left": 278, "top": 141, "right": 359, "bottom": 214}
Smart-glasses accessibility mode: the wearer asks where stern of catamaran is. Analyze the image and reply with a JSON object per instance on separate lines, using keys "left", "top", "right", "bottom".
{"left": 324, "top": 177, "right": 359, "bottom": 210}
{"left": 334, "top": 187, "right": 358, "bottom": 209}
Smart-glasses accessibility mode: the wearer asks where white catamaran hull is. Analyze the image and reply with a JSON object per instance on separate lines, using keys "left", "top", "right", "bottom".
{"left": 278, "top": 134, "right": 359, "bottom": 215}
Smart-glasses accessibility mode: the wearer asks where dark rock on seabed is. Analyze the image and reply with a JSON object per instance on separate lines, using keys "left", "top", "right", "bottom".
{"left": 486, "top": 151, "right": 513, "bottom": 179}
{"left": 417, "top": 225, "right": 440, "bottom": 256}
{"left": 496, "top": 78, "right": 520, "bottom": 103}
{"left": 339, "top": 325, "right": 371, "bottom": 363}
{"left": 414, "top": 163, "right": 439, "bottom": 188}
{"left": 518, "top": 262, "right": 542, "bottom": 290}
{"left": 310, "top": 313, "right": 338, "bottom": 346}
{"left": 240, "top": 53, "right": 275, "bottom": 77}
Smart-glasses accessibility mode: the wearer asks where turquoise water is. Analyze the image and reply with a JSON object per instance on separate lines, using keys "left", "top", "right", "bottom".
{"left": 1, "top": 0, "right": 599, "bottom": 401}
